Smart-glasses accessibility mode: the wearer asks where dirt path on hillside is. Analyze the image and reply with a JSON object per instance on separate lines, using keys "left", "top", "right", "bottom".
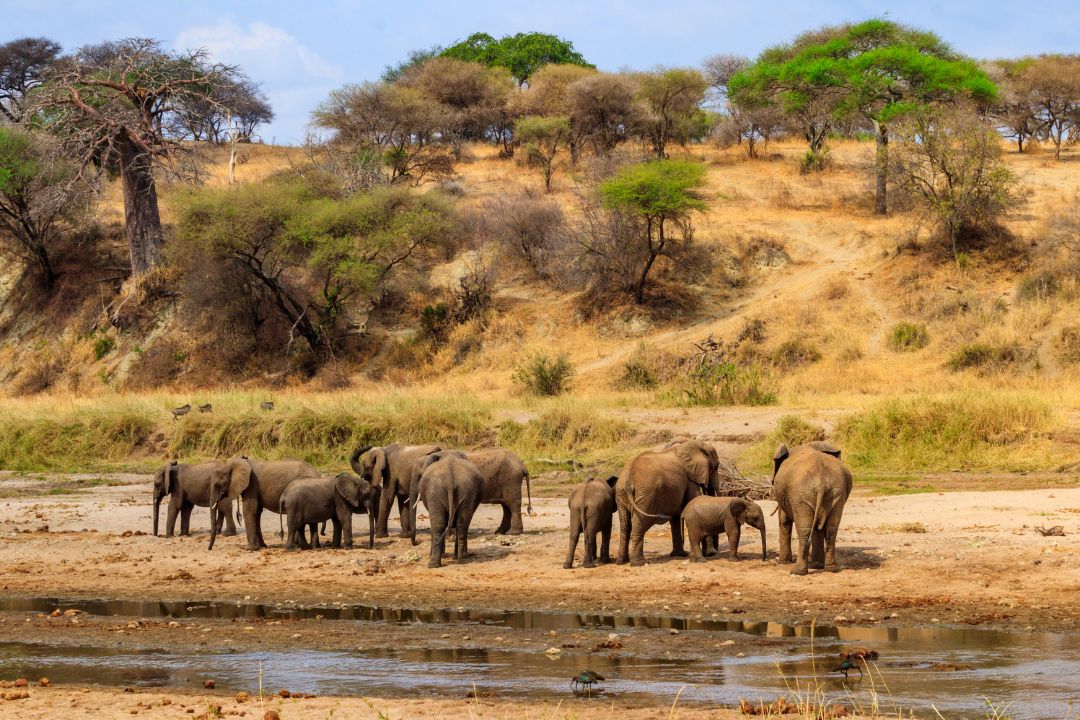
{"left": 2, "top": 477, "right": 1080, "bottom": 634}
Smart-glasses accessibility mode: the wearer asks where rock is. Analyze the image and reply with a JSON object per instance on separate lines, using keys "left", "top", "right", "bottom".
{"left": 1, "top": 690, "right": 29, "bottom": 700}
{"left": 161, "top": 697, "right": 171, "bottom": 705}
{"left": 202, "top": 679, "right": 215, "bottom": 689}
{"left": 278, "top": 689, "right": 291, "bottom": 698}
{"left": 544, "top": 646, "right": 562, "bottom": 655}
{"left": 38, "top": 678, "right": 49, "bottom": 687}
{"left": 264, "top": 711, "right": 281, "bottom": 720}
{"left": 13, "top": 679, "right": 27, "bottom": 688}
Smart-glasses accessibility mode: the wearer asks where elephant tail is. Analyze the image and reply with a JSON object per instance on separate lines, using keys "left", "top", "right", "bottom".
{"left": 812, "top": 486, "right": 832, "bottom": 531}
{"left": 625, "top": 485, "right": 671, "bottom": 522}
{"left": 439, "top": 482, "right": 458, "bottom": 547}
{"left": 279, "top": 497, "right": 285, "bottom": 540}
{"left": 524, "top": 470, "right": 533, "bottom": 517}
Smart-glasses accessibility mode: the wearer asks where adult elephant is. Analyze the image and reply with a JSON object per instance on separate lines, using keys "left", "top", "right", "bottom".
{"left": 412, "top": 450, "right": 484, "bottom": 568}
{"left": 350, "top": 444, "right": 441, "bottom": 538}
{"left": 406, "top": 447, "right": 531, "bottom": 544}
{"left": 207, "top": 457, "right": 322, "bottom": 551}
{"left": 152, "top": 460, "right": 238, "bottom": 538}
{"left": 771, "top": 441, "right": 853, "bottom": 575}
{"left": 615, "top": 439, "right": 720, "bottom": 566}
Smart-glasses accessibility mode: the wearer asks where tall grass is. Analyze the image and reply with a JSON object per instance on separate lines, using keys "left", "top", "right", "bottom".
{"left": 835, "top": 393, "right": 1059, "bottom": 472}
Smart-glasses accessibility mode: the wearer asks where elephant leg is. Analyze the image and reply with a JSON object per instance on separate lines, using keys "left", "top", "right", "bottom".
{"left": 599, "top": 520, "right": 612, "bottom": 564}
{"left": 222, "top": 502, "right": 238, "bottom": 536}
{"left": 726, "top": 524, "right": 741, "bottom": 561}
{"left": 456, "top": 505, "right": 477, "bottom": 560}
{"left": 810, "top": 528, "right": 825, "bottom": 570}
{"left": 629, "top": 516, "right": 650, "bottom": 567}
{"left": 213, "top": 507, "right": 224, "bottom": 536}
{"left": 375, "top": 482, "right": 394, "bottom": 539}
{"left": 687, "top": 525, "right": 705, "bottom": 562}
{"left": 508, "top": 502, "right": 523, "bottom": 535}
{"left": 669, "top": 514, "right": 688, "bottom": 558}
{"left": 824, "top": 505, "right": 845, "bottom": 571}
{"left": 616, "top": 505, "right": 632, "bottom": 565}
{"left": 792, "top": 516, "right": 814, "bottom": 576}
{"left": 496, "top": 504, "right": 512, "bottom": 535}
{"left": 165, "top": 501, "right": 180, "bottom": 537}
{"left": 564, "top": 513, "right": 582, "bottom": 569}
{"left": 241, "top": 499, "right": 261, "bottom": 551}
{"left": 308, "top": 522, "right": 321, "bottom": 549}
{"left": 396, "top": 494, "right": 410, "bottom": 537}
{"left": 179, "top": 504, "right": 192, "bottom": 536}
{"left": 583, "top": 524, "right": 598, "bottom": 569}
{"left": 428, "top": 509, "right": 448, "bottom": 568}
{"left": 297, "top": 522, "right": 312, "bottom": 550}
{"left": 337, "top": 514, "right": 350, "bottom": 549}
{"left": 284, "top": 512, "right": 298, "bottom": 551}
{"left": 777, "top": 508, "right": 794, "bottom": 564}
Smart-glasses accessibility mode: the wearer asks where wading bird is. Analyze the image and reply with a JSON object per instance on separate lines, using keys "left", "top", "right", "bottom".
{"left": 571, "top": 670, "right": 605, "bottom": 695}
{"left": 832, "top": 658, "right": 863, "bottom": 679}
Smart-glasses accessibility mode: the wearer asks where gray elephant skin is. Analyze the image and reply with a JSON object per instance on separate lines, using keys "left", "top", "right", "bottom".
{"left": 681, "top": 495, "right": 766, "bottom": 562}
{"left": 564, "top": 476, "right": 618, "bottom": 569}
{"left": 615, "top": 439, "right": 719, "bottom": 566}
{"left": 152, "top": 460, "right": 237, "bottom": 538}
{"left": 771, "top": 441, "right": 852, "bottom": 575}
{"left": 279, "top": 473, "right": 380, "bottom": 551}
{"left": 351, "top": 444, "right": 441, "bottom": 538}
{"left": 406, "top": 447, "right": 531, "bottom": 544}
{"left": 414, "top": 450, "right": 484, "bottom": 568}
{"left": 208, "top": 457, "right": 322, "bottom": 550}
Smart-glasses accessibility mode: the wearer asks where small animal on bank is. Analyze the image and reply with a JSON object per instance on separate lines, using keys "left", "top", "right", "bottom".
{"left": 564, "top": 476, "right": 618, "bottom": 569}
{"left": 171, "top": 404, "right": 191, "bottom": 421}
{"left": 260, "top": 401, "right": 275, "bottom": 411}
{"left": 681, "top": 495, "right": 767, "bottom": 562}
{"left": 198, "top": 403, "right": 213, "bottom": 413}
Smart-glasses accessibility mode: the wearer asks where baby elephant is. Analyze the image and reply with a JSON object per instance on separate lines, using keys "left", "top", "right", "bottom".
{"left": 564, "top": 476, "right": 618, "bottom": 569}
{"left": 278, "top": 473, "right": 380, "bottom": 551}
{"left": 682, "top": 496, "right": 767, "bottom": 562}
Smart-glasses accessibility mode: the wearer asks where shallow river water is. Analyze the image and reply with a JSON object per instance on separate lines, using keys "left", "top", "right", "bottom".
{"left": 1, "top": 596, "right": 1078, "bottom": 718}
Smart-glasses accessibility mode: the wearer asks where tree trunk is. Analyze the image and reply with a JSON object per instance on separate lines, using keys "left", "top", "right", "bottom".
{"left": 874, "top": 123, "right": 888, "bottom": 215}
{"left": 1017, "top": 135, "right": 1025, "bottom": 153}
{"left": 117, "top": 136, "right": 164, "bottom": 276}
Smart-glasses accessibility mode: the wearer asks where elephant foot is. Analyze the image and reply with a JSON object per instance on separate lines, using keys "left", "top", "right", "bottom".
{"left": 727, "top": 556, "right": 740, "bottom": 562}
{"left": 825, "top": 564, "right": 840, "bottom": 573}
{"left": 427, "top": 561, "right": 442, "bottom": 569}
{"left": 244, "top": 545, "right": 261, "bottom": 552}
{"left": 790, "top": 566, "right": 808, "bottom": 576}
{"left": 669, "top": 549, "right": 688, "bottom": 558}
{"left": 778, "top": 556, "right": 794, "bottom": 564}
{"left": 563, "top": 562, "right": 574, "bottom": 569}
{"left": 629, "top": 557, "right": 647, "bottom": 567}
{"left": 507, "top": 528, "right": 523, "bottom": 536}
{"left": 690, "top": 556, "right": 707, "bottom": 563}
{"left": 375, "top": 531, "right": 390, "bottom": 539}
{"left": 582, "top": 561, "right": 596, "bottom": 569}
{"left": 223, "top": 529, "right": 237, "bottom": 537}
{"left": 598, "top": 556, "right": 612, "bottom": 565}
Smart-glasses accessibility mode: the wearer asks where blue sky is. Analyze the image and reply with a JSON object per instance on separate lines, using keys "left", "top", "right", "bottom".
{"left": 6, "top": 0, "right": 1080, "bottom": 144}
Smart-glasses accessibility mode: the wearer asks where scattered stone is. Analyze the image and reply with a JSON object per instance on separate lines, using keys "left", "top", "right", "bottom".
{"left": 278, "top": 689, "right": 291, "bottom": 698}
{"left": 12, "top": 679, "right": 27, "bottom": 688}
{"left": 2, "top": 690, "right": 30, "bottom": 701}
{"left": 264, "top": 711, "right": 281, "bottom": 720}
{"left": 928, "top": 662, "right": 975, "bottom": 672}
{"left": 544, "top": 646, "right": 562, "bottom": 655}
{"left": 592, "top": 639, "right": 623, "bottom": 651}
{"left": 203, "top": 679, "right": 215, "bottom": 689}
{"left": 161, "top": 697, "right": 172, "bottom": 705}
{"left": 234, "top": 692, "right": 248, "bottom": 703}
{"left": 38, "top": 678, "right": 49, "bottom": 687}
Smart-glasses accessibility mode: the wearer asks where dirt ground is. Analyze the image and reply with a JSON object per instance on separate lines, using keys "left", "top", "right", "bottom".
{"left": 2, "top": 474, "right": 1080, "bottom": 719}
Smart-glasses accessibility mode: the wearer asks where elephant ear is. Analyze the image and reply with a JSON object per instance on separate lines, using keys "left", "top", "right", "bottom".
{"left": 227, "top": 458, "right": 252, "bottom": 500}
{"left": 336, "top": 473, "right": 361, "bottom": 507}
{"left": 605, "top": 475, "right": 619, "bottom": 489}
{"left": 675, "top": 441, "right": 709, "bottom": 488}
{"left": 808, "top": 440, "right": 841, "bottom": 459}
{"left": 728, "top": 497, "right": 748, "bottom": 522}
{"left": 772, "top": 444, "right": 790, "bottom": 478}
{"left": 372, "top": 448, "right": 389, "bottom": 487}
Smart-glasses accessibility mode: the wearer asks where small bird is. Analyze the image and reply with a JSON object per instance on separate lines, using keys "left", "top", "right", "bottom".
{"left": 571, "top": 670, "right": 605, "bottom": 695}
{"left": 171, "top": 404, "right": 191, "bottom": 421}
{"left": 198, "top": 403, "right": 213, "bottom": 413}
{"left": 260, "top": 401, "right": 275, "bottom": 411}
{"left": 832, "top": 658, "right": 863, "bottom": 679}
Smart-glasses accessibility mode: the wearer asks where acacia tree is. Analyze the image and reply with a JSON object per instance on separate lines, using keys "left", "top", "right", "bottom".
{"left": 595, "top": 160, "right": 707, "bottom": 304}
{"left": 731, "top": 20, "right": 997, "bottom": 214}
{"left": 985, "top": 59, "right": 1042, "bottom": 153}
{"left": 517, "top": 63, "right": 595, "bottom": 161}
{"left": 1020, "top": 55, "right": 1080, "bottom": 160}
{"left": 32, "top": 38, "right": 246, "bottom": 277}
{"left": 566, "top": 72, "right": 640, "bottom": 155}
{"left": 442, "top": 31, "right": 592, "bottom": 85}
{"left": 174, "top": 76, "right": 274, "bottom": 142}
{"left": 637, "top": 68, "right": 708, "bottom": 159}
{"left": 0, "top": 126, "right": 91, "bottom": 289}
{"left": 515, "top": 115, "right": 570, "bottom": 192}
{"left": 705, "top": 54, "right": 785, "bottom": 159}
{"left": 0, "top": 37, "right": 61, "bottom": 123}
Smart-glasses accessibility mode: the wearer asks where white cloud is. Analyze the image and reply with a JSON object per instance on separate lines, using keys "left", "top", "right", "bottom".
{"left": 173, "top": 20, "right": 344, "bottom": 143}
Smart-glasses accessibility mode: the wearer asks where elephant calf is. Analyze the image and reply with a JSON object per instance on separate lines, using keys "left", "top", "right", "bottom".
{"left": 279, "top": 473, "right": 380, "bottom": 551}
{"left": 415, "top": 451, "right": 484, "bottom": 569}
{"left": 564, "top": 476, "right": 618, "bottom": 569}
{"left": 682, "top": 495, "right": 767, "bottom": 562}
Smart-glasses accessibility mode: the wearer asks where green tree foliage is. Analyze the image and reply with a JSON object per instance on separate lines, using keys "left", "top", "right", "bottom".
{"left": 0, "top": 126, "right": 89, "bottom": 289}
{"left": 175, "top": 175, "right": 460, "bottom": 354}
{"left": 637, "top": 68, "right": 709, "bottom": 159}
{"left": 729, "top": 19, "right": 997, "bottom": 213}
{"left": 515, "top": 115, "right": 570, "bottom": 192}
{"left": 597, "top": 160, "right": 707, "bottom": 304}
{"left": 442, "top": 32, "right": 592, "bottom": 85}
{"left": 0, "top": 37, "right": 61, "bottom": 123}
{"left": 381, "top": 46, "right": 443, "bottom": 83}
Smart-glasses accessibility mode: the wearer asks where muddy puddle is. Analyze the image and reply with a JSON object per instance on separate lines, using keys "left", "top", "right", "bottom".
{"left": 2, "top": 596, "right": 1079, "bottom": 718}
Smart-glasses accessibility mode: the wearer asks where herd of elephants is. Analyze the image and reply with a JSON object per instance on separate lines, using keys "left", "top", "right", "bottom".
{"left": 152, "top": 439, "right": 851, "bottom": 573}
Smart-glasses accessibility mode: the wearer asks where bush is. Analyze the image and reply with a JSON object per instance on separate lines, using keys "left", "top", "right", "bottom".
{"left": 819, "top": 275, "right": 849, "bottom": 300}
{"left": 670, "top": 360, "right": 776, "bottom": 407}
{"left": 497, "top": 407, "right": 634, "bottom": 458}
{"left": 513, "top": 353, "right": 575, "bottom": 396}
{"left": 835, "top": 394, "right": 1056, "bottom": 471}
{"left": 946, "top": 342, "right": 1026, "bottom": 372}
{"left": 1054, "top": 326, "right": 1080, "bottom": 365}
{"left": 615, "top": 344, "right": 681, "bottom": 390}
{"left": 92, "top": 335, "right": 116, "bottom": 360}
{"left": 799, "top": 147, "right": 830, "bottom": 174}
{"left": 889, "top": 322, "right": 929, "bottom": 352}
{"left": 771, "top": 337, "right": 822, "bottom": 370}
{"left": 482, "top": 192, "right": 570, "bottom": 281}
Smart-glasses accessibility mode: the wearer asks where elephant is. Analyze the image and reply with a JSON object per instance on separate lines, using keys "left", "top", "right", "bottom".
{"left": 413, "top": 450, "right": 484, "bottom": 568}
{"left": 152, "top": 460, "right": 237, "bottom": 538}
{"left": 406, "top": 447, "right": 531, "bottom": 544}
{"left": 207, "top": 457, "right": 322, "bottom": 551}
{"left": 564, "top": 476, "right": 618, "bottom": 569}
{"left": 350, "top": 444, "right": 441, "bottom": 538}
{"left": 615, "top": 439, "right": 720, "bottom": 567}
{"left": 771, "top": 441, "right": 852, "bottom": 575}
{"left": 681, "top": 495, "right": 767, "bottom": 562}
{"left": 278, "top": 473, "right": 381, "bottom": 551}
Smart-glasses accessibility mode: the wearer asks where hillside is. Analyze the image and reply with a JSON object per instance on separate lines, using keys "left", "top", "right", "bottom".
{"left": 2, "top": 138, "right": 1079, "bottom": 476}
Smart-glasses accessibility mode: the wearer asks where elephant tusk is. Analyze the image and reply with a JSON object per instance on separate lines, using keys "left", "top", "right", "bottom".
{"left": 210, "top": 503, "right": 217, "bottom": 511}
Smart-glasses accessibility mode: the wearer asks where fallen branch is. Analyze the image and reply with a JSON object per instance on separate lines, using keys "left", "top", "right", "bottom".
{"left": 1035, "top": 525, "right": 1065, "bottom": 537}
{"left": 717, "top": 459, "right": 771, "bottom": 501}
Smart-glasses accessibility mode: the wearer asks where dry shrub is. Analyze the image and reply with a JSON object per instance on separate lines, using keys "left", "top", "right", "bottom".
{"left": 480, "top": 191, "right": 571, "bottom": 281}
{"left": 1054, "top": 326, "right": 1080, "bottom": 365}
{"left": 738, "top": 318, "right": 767, "bottom": 344}
{"left": 512, "top": 353, "right": 575, "bottom": 397}
{"left": 889, "top": 322, "right": 930, "bottom": 352}
{"left": 735, "top": 234, "right": 789, "bottom": 274}
{"left": 946, "top": 342, "right": 1029, "bottom": 373}
{"left": 771, "top": 336, "right": 822, "bottom": 370}
{"left": 14, "top": 354, "right": 64, "bottom": 396}
{"left": 819, "top": 275, "right": 850, "bottom": 300}
{"left": 124, "top": 336, "right": 188, "bottom": 391}
{"left": 615, "top": 343, "right": 682, "bottom": 390}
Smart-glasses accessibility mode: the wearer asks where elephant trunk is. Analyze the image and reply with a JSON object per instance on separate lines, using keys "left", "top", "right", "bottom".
{"left": 759, "top": 524, "right": 767, "bottom": 562}
{"left": 208, "top": 492, "right": 221, "bottom": 550}
{"left": 152, "top": 494, "right": 161, "bottom": 536}
{"left": 368, "top": 503, "right": 376, "bottom": 550}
